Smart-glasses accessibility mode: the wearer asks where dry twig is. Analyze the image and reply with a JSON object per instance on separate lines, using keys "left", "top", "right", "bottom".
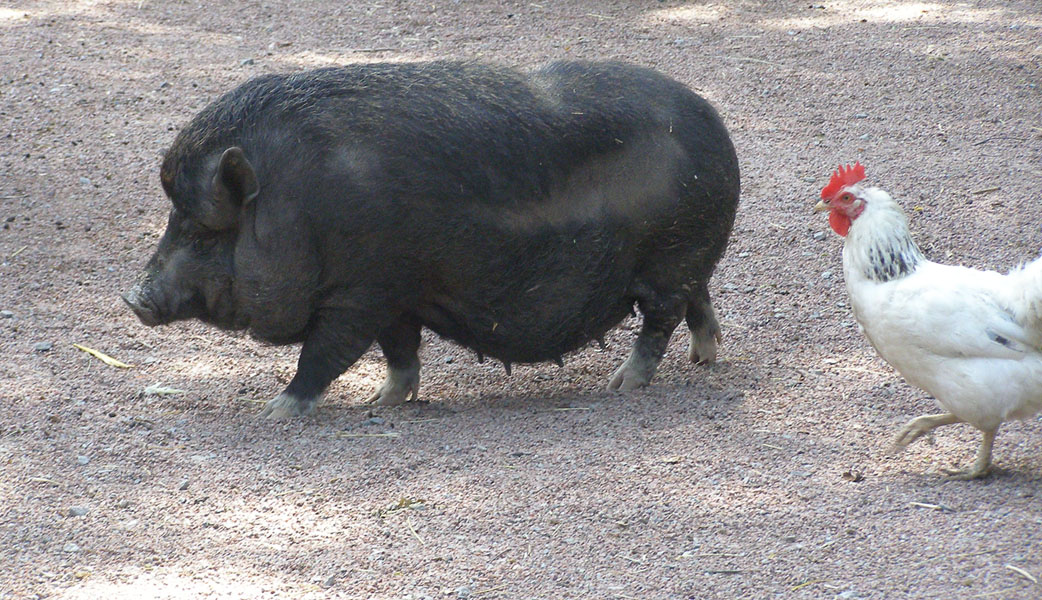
{"left": 1005, "top": 564, "right": 1038, "bottom": 585}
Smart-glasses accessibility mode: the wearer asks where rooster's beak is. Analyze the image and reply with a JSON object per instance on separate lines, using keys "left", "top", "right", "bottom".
{"left": 813, "top": 200, "right": 830, "bottom": 213}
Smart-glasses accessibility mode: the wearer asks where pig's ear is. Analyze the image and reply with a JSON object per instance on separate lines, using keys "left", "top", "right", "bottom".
{"left": 205, "top": 147, "right": 259, "bottom": 229}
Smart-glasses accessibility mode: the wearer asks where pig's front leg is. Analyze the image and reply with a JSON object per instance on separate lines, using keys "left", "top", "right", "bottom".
{"left": 368, "top": 316, "right": 422, "bottom": 406}
{"left": 260, "top": 306, "right": 378, "bottom": 419}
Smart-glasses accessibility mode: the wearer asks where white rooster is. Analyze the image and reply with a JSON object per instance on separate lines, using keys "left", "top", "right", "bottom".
{"left": 815, "top": 162, "right": 1042, "bottom": 478}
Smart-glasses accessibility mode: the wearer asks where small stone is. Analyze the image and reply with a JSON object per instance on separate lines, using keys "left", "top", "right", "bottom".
{"left": 68, "top": 506, "right": 89, "bottom": 517}
{"left": 240, "top": 58, "right": 255, "bottom": 66}
{"left": 859, "top": 133, "right": 870, "bottom": 140}
{"left": 63, "top": 542, "right": 80, "bottom": 553}
{"left": 79, "top": 177, "right": 91, "bottom": 186}
{"left": 782, "top": 535, "right": 797, "bottom": 543}
{"left": 838, "top": 591, "right": 857, "bottom": 599}
{"left": 456, "top": 586, "right": 472, "bottom": 599}
{"left": 812, "top": 231, "right": 826, "bottom": 241}
{"left": 76, "top": 455, "right": 90, "bottom": 465}
{"left": 0, "top": 310, "right": 13, "bottom": 318}
{"left": 742, "top": 286, "right": 756, "bottom": 293}
{"left": 854, "top": 113, "right": 868, "bottom": 119}
{"left": 821, "top": 270, "right": 833, "bottom": 279}
{"left": 444, "top": 356, "right": 454, "bottom": 364}
{"left": 737, "top": 251, "right": 750, "bottom": 258}
{"left": 33, "top": 342, "right": 53, "bottom": 352}
{"left": 321, "top": 574, "right": 336, "bottom": 588}
{"left": 178, "top": 479, "right": 189, "bottom": 491}
{"left": 362, "top": 417, "right": 386, "bottom": 426}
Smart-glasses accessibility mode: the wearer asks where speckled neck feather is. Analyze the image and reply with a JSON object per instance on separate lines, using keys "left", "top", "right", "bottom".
{"left": 844, "top": 187, "right": 925, "bottom": 283}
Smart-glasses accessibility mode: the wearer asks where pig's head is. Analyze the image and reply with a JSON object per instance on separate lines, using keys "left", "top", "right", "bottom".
{"left": 123, "top": 146, "right": 258, "bottom": 330}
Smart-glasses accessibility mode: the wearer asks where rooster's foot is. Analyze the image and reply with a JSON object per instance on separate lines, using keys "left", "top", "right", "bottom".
{"left": 941, "top": 427, "right": 997, "bottom": 480}
{"left": 892, "top": 413, "right": 962, "bottom": 450}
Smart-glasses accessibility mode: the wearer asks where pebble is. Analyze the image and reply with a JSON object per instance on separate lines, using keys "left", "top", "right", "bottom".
{"left": 79, "top": 177, "right": 91, "bottom": 186}
{"left": 321, "top": 574, "right": 336, "bottom": 588}
{"left": 812, "top": 231, "right": 826, "bottom": 241}
{"left": 33, "top": 342, "right": 53, "bottom": 352}
{"left": 838, "top": 591, "right": 858, "bottom": 599}
{"left": 456, "top": 586, "right": 472, "bottom": 599}
{"left": 362, "top": 417, "right": 385, "bottom": 426}
{"left": 821, "top": 270, "right": 833, "bottom": 279}
{"left": 178, "top": 479, "right": 190, "bottom": 491}
{"left": 0, "top": 310, "right": 12, "bottom": 318}
{"left": 240, "top": 58, "right": 255, "bottom": 66}
{"left": 63, "top": 542, "right": 80, "bottom": 553}
{"left": 76, "top": 455, "right": 90, "bottom": 465}
{"left": 444, "top": 356, "right": 454, "bottom": 364}
{"left": 854, "top": 113, "right": 868, "bottom": 119}
{"left": 68, "top": 506, "right": 89, "bottom": 517}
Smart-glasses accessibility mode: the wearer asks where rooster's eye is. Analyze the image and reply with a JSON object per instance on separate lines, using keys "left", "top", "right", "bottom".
{"left": 840, "top": 192, "right": 854, "bottom": 202}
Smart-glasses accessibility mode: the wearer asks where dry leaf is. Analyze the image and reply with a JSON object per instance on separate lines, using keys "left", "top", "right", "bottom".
{"left": 842, "top": 469, "right": 864, "bottom": 482}
{"left": 72, "top": 344, "right": 132, "bottom": 368}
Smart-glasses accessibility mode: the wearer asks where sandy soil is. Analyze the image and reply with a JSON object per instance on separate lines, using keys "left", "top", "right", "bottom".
{"left": 1, "top": 1, "right": 1041, "bottom": 598}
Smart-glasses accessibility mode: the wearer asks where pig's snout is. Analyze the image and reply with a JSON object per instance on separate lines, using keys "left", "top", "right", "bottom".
{"left": 121, "top": 285, "right": 162, "bottom": 327}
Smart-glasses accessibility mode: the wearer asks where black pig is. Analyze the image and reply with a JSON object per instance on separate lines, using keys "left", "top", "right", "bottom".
{"left": 123, "top": 60, "right": 740, "bottom": 418}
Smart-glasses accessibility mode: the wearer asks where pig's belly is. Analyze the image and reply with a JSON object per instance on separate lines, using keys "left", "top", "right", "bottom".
{"left": 416, "top": 287, "right": 635, "bottom": 363}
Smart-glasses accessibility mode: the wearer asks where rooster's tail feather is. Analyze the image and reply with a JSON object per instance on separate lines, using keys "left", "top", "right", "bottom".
{"left": 1012, "top": 254, "right": 1042, "bottom": 334}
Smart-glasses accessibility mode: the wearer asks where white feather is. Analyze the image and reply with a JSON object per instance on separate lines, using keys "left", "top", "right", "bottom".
{"left": 841, "top": 186, "right": 1042, "bottom": 431}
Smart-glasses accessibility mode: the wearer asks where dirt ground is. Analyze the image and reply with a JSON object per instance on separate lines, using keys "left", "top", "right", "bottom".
{"left": 1, "top": 1, "right": 1041, "bottom": 598}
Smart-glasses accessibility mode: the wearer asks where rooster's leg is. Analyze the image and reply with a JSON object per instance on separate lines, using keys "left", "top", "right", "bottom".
{"left": 893, "top": 412, "right": 962, "bottom": 449}
{"left": 946, "top": 427, "right": 998, "bottom": 480}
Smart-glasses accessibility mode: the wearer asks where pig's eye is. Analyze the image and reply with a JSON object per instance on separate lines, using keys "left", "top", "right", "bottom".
{"left": 191, "top": 233, "right": 221, "bottom": 252}
{"left": 179, "top": 219, "right": 221, "bottom": 251}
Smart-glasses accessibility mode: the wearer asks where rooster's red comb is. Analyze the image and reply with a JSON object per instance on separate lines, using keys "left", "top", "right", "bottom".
{"left": 820, "top": 162, "right": 866, "bottom": 200}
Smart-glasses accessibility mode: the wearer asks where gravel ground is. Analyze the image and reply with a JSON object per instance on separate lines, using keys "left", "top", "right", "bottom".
{"left": 1, "top": 1, "right": 1041, "bottom": 599}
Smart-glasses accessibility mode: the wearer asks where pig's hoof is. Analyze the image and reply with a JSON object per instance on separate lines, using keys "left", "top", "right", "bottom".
{"left": 607, "top": 356, "right": 654, "bottom": 392}
{"left": 367, "top": 364, "right": 420, "bottom": 407}
{"left": 688, "top": 327, "right": 722, "bottom": 365}
{"left": 259, "top": 393, "right": 312, "bottom": 419}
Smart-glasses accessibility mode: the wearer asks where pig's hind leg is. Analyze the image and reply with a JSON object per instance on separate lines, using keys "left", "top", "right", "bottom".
{"left": 368, "top": 316, "right": 422, "bottom": 406}
{"left": 607, "top": 283, "right": 687, "bottom": 392}
{"left": 685, "top": 282, "right": 721, "bottom": 365}
{"left": 260, "top": 306, "right": 380, "bottom": 419}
